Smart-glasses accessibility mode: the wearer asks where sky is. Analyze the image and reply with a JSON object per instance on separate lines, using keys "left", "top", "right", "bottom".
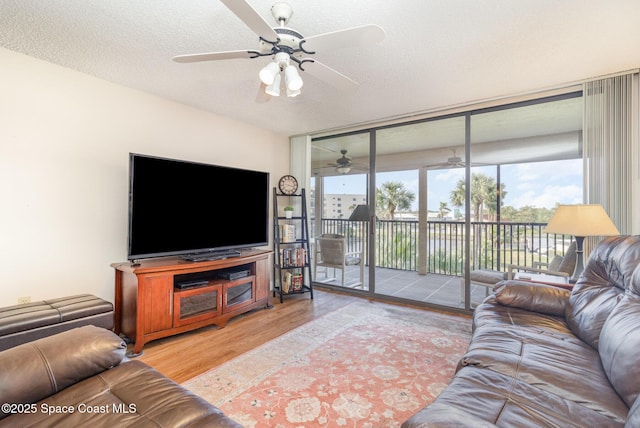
{"left": 322, "top": 158, "right": 583, "bottom": 212}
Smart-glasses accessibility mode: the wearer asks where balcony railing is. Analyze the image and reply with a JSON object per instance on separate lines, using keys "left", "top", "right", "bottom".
{"left": 319, "top": 218, "right": 573, "bottom": 276}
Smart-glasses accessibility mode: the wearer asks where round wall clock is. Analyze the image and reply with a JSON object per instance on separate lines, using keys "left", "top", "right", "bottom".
{"left": 278, "top": 175, "right": 298, "bottom": 195}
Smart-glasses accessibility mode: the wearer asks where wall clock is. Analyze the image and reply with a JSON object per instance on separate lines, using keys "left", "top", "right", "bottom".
{"left": 278, "top": 175, "right": 298, "bottom": 195}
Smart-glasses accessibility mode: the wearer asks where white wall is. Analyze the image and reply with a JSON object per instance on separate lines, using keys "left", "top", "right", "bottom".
{"left": 0, "top": 48, "right": 289, "bottom": 306}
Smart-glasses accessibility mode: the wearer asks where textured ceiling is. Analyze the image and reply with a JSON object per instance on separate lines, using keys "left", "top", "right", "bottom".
{"left": 2, "top": 0, "right": 640, "bottom": 136}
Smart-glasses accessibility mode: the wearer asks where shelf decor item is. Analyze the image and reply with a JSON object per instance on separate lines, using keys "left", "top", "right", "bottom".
{"left": 284, "top": 206, "right": 294, "bottom": 218}
{"left": 278, "top": 175, "right": 298, "bottom": 195}
{"left": 280, "top": 224, "right": 296, "bottom": 243}
{"left": 281, "top": 271, "right": 292, "bottom": 294}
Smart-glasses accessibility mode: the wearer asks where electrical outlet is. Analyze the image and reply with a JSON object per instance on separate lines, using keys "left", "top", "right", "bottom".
{"left": 17, "top": 296, "right": 31, "bottom": 304}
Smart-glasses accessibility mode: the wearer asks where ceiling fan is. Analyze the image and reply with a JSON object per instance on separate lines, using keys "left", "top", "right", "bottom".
{"left": 325, "top": 149, "right": 368, "bottom": 174}
{"left": 173, "top": 1, "right": 385, "bottom": 98}
{"left": 425, "top": 149, "right": 487, "bottom": 169}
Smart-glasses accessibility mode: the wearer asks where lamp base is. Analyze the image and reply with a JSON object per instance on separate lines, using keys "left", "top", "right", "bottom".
{"left": 571, "top": 236, "right": 585, "bottom": 282}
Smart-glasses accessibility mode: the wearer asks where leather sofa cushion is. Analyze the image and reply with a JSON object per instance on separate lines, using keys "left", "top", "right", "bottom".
{"left": 403, "top": 366, "right": 625, "bottom": 428}
{"left": 461, "top": 324, "right": 627, "bottom": 423}
{"left": 473, "top": 296, "right": 574, "bottom": 337}
{"left": 0, "top": 325, "right": 125, "bottom": 419}
{"left": 599, "top": 295, "right": 640, "bottom": 408}
{"left": 0, "top": 360, "right": 242, "bottom": 427}
{"left": 465, "top": 299, "right": 628, "bottom": 424}
{"left": 493, "top": 280, "right": 569, "bottom": 316}
{"left": 566, "top": 236, "right": 629, "bottom": 349}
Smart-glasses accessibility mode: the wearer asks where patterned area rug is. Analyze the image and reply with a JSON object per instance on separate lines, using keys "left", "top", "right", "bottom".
{"left": 183, "top": 300, "right": 471, "bottom": 427}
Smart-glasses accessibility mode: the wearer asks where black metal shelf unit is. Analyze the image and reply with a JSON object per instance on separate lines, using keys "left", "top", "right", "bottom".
{"left": 272, "top": 187, "right": 313, "bottom": 303}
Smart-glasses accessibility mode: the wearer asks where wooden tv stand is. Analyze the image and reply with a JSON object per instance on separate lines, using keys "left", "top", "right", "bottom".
{"left": 112, "top": 249, "right": 271, "bottom": 357}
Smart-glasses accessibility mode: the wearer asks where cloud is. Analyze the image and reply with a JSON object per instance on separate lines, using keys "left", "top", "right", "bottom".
{"left": 511, "top": 160, "right": 582, "bottom": 183}
{"left": 506, "top": 184, "right": 583, "bottom": 209}
{"left": 433, "top": 169, "right": 465, "bottom": 182}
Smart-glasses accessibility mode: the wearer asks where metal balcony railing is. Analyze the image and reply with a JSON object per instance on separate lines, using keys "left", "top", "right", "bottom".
{"left": 318, "top": 218, "right": 573, "bottom": 276}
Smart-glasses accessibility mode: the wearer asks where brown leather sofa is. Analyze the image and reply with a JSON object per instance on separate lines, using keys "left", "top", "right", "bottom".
{"left": 0, "top": 325, "right": 241, "bottom": 427}
{"left": 403, "top": 235, "right": 640, "bottom": 428}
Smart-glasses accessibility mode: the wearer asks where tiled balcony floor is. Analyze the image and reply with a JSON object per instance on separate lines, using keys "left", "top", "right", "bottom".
{"left": 313, "top": 265, "right": 491, "bottom": 309}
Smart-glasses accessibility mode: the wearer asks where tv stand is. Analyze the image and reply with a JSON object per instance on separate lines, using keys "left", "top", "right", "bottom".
{"left": 112, "top": 249, "right": 271, "bottom": 357}
{"left": 181, "top": 249, "right": 241, "bottom": 262}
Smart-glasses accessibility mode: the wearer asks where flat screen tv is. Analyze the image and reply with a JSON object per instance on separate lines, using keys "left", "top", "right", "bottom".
{"left": 127, "top": 153, "right": 269, "bottom": 261}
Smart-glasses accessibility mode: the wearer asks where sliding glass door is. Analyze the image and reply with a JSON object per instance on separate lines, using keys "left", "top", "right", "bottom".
{"left": 309, "top": 92, "right": 583, "bottom": 311}
{"left": 466, "top": 95, "right": 583, "bottom": 307}
{"left": 374, "top": 116, "right": 466, "bottom": 304}
{"left": 310, "top": 132, "right": 371, "bottom": 291}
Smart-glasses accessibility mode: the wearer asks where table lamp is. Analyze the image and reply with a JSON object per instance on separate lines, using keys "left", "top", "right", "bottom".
{"left": 543, "top": 204, "right": 619, "bottom": 281}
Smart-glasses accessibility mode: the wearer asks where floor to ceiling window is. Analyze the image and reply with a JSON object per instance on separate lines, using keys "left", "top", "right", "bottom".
{"left": 311, "top": 132, "right": 371, "bottom": 291}
{"left": 309, "top": 91, "right": 583, "bottom": 311}
{"left": 466, "top": 95, "right": 583, "bottom": 307}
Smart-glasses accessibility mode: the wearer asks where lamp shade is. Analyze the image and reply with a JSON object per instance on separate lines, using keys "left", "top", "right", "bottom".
{"left": 544, "top": 204, "right": 619, "bottom": 237}
{"left": 349, "top": 205, "right": 370, "bottom": 221}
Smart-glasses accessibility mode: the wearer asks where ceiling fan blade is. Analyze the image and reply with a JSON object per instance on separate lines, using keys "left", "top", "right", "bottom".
{"left": 301, "top": 25, "right": 385, "bottom": 53}
{"left": 173, "top": 50, "right": 255, "bottom": 63}
{"left": 219, "top": 0, "right": 279, "bottom": 43}
{"left": 303, "top": 60, "right": 359, "bottom": 92}
{"left": 425, "top": 163, "right": 457, "bottom": 169}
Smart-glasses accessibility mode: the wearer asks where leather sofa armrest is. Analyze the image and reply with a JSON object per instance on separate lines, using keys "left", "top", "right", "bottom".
{"left": 0, "top": 325, "right": 125, "bottom": 419}
{"left": 493, "top": 280, "right": 570, "bottom": 317}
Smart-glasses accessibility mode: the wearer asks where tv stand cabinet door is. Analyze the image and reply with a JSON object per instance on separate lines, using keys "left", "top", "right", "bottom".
{"left": 140, "top": 274, "right": 173, "bottom": 334}
{"left": 255, "top": 257, "right": 270, "bottom": 303}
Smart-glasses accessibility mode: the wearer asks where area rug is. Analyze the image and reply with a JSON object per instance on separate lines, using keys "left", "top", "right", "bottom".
{"left": 183, "top": 300, "right": 472, "bottom": 427}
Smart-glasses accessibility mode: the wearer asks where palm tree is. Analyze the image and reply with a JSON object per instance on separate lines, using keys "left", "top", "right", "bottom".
{"left": 375, "top": 181, "right": 415, "bottom": 220}
{"left": 449, "top": 173, "right": 505, "bottom": 221}
{"left": 450, "top": 172, "right": 507, "bottom": 268}
{"left": 438, "top": 201, "right": 451, "bottom": 219}
{"left": 485, "top": 181, "right": 507, "bottom": 221}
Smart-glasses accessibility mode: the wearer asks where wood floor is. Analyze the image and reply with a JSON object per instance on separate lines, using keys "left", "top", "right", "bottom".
{"left": 138, "top": 289, "right": 356, "bottom": 383}
{"left": 138, "top": 288, "right": 470, "bottom": 384}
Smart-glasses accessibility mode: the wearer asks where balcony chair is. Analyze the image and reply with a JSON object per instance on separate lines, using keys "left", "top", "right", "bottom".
{"left": 461, "top": 240, "right": 577, "bottom": 302}
{"left": 314, "top": 234, "right": 364, "bottom": 288}
{"left": 507, "top": 240, "right": 577, "bottom": 280}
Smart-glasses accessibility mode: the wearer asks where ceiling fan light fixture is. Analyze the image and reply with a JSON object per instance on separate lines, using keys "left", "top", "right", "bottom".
{"left": 274, "top": 52, "right": 290, "bottom": 67}
{"left": 259, "top": 61, "right": 280, "bottom": 85}
{"left": 286, "top": 87, "right": 301, "bottom": 97}
{"left": 265, "top": 73, "right": 281, "bottom": 96}
{"left": 336, "top": 166, "right": 351, "bottom": 175}
{"left": 284, "top": 64, "right": 303, "bottom": 91}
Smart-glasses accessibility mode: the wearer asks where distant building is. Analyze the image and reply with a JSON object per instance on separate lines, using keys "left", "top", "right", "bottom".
{"left": 395, "top": 212, "right": 418, "bottom": 221}
{"left": 323, "top": 194, "right": 367, "bottom": 219}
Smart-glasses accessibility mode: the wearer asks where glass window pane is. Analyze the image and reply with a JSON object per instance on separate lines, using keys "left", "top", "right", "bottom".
{"left": 311, "top": 132, "right": 370, "bottom": 290}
